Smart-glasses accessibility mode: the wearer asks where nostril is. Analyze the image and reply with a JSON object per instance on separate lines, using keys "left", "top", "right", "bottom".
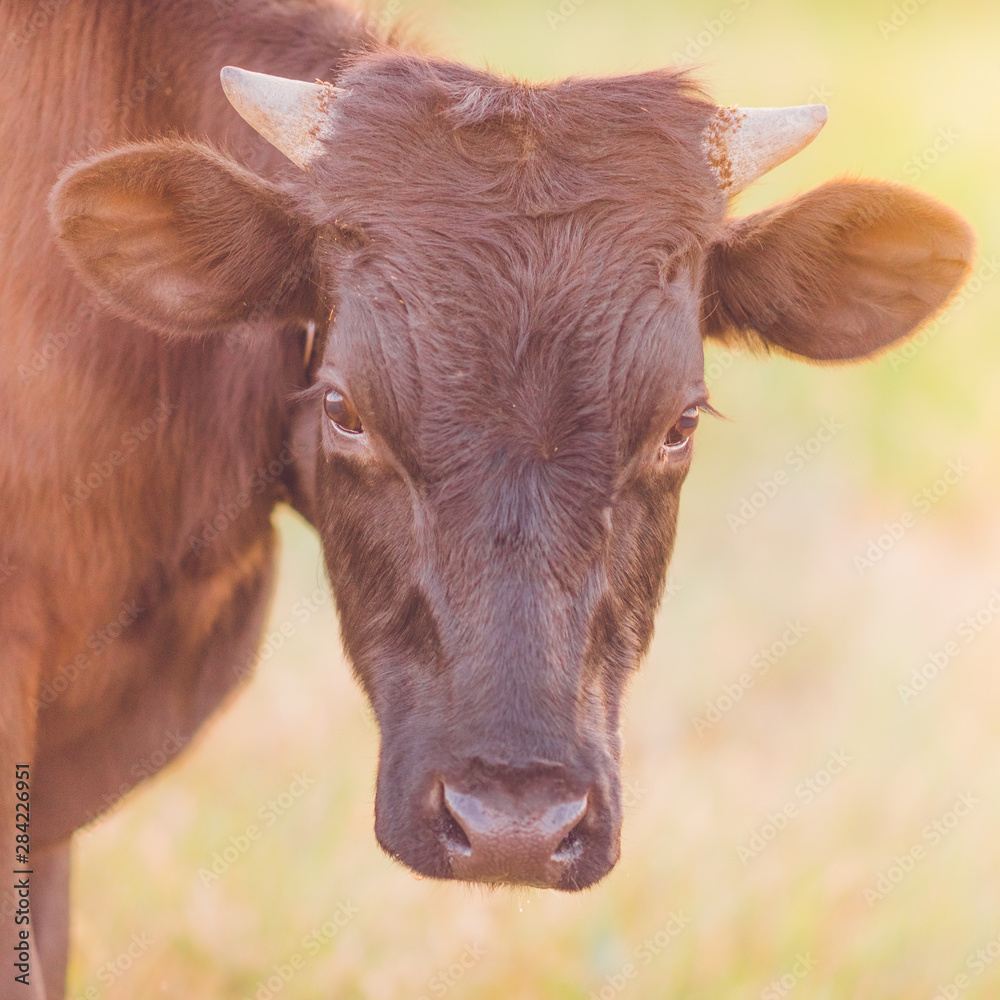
{"left": 552, "top": 820, "right": 586, "bottom": 863}
{"left": 438, "top": 787, "right": 472, "bottom": 857}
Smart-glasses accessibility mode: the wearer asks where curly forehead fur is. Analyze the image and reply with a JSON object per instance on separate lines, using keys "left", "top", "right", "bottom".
{"left": 312, "top": 49, "right": 720, "bottom": 220}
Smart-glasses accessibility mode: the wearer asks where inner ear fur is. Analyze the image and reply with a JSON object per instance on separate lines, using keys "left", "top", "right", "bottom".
{"left": 701, "top": 179, "right": 975, "bottom": 362}
{"left": 50, "top": 139, "right": 320, "bottom": 337}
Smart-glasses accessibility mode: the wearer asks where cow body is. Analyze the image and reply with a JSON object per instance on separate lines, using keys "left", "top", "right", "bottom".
{"left": 1, "top": 1, "right": 973, "bottom": 997}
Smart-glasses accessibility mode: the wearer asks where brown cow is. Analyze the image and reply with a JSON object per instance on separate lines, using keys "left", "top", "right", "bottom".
{"left": 0, "top": 1, "right": 973, "bottom": 996}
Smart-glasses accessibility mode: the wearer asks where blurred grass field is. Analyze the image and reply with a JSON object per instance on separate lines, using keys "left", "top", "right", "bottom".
{"left": 68, "top": 1, "right": 1000, "bottom": 998}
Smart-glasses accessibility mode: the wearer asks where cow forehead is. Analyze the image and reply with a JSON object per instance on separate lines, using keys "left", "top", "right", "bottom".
{"left": 311, "top": 52, "right": 722, "bottom": 230}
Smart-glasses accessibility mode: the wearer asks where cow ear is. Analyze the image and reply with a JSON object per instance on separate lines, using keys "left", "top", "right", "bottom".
{"left": 701, "top": 180, "right": 975, "bottom": 361}
{"left": 50, "top": 140, "right": 319, "bottom": 337}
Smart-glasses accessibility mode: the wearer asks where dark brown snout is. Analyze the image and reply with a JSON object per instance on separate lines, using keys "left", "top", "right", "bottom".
{"left": 431, "top": 765, "right": 593, "bottom": 889}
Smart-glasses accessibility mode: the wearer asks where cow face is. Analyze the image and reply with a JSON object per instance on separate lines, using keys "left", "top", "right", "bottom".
{"left": 51, "top": 53, "right": 973, "bottom": 890}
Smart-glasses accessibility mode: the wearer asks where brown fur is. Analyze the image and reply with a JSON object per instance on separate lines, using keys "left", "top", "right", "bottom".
{"left": 1, "top": 3, "right": 375, "bottom": 996}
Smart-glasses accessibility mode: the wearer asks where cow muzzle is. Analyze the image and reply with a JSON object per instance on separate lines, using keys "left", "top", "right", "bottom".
{"left": 388, "top": 759, "right": 619, "bottom": 891}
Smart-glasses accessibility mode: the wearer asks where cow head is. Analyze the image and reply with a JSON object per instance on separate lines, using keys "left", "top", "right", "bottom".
{"left": 51, "top": 52, "right": 973, "bottom": 890}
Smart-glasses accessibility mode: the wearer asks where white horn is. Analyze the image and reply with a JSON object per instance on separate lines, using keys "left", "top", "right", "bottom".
{"left": 704, "top": 105, "right": 828, "bottom": 196}
{"left": 220, "top": 66, "right": 343, "bottom": 170}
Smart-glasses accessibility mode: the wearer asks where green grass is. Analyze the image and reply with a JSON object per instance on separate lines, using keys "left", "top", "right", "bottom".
{"left": 69, "top": 2, "right": 1000, "bottom": 997}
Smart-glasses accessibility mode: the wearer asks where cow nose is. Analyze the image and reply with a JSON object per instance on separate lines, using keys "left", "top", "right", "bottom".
{"left": 436, "top": 774, "right": 590, "bottom": 888}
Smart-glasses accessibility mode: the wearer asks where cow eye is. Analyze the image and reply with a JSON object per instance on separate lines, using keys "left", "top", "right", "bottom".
{"left": 664, "top": 406, "right": 700, "bottom": 452}
{"left": 324, "top": 389, "right": 364, "bottom": 435}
